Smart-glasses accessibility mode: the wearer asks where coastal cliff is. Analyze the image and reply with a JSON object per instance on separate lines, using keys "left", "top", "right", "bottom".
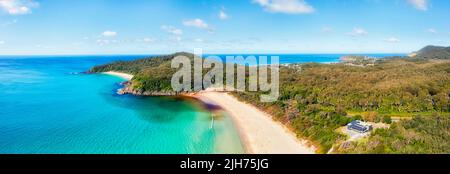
{"left": 117, "top": 81, "right": 180, "bottom": 96}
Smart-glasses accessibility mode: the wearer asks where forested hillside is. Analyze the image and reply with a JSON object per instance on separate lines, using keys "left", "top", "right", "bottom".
{"left": 413, "top": 45, "right": 450, "bottom": 59}
{"left": 90, "top": 52, "right": 193, "bottom": 92}
{"left": 90, "top": 47, "right": 450, "bottom": 154}
{"left": 233, "top": 58, "right": 450, "bottom": 153}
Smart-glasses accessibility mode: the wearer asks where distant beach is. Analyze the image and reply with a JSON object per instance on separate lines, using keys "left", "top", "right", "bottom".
{"left": 102, "top": 71, "right": 134, "bottom": 80}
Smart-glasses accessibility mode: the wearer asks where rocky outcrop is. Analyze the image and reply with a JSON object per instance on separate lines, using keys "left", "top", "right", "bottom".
{"left": 117, "top": 81, "right": 185, "bottom": 96}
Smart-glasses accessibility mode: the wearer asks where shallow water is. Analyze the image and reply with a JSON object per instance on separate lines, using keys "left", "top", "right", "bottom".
{"left": 0, "top": 56, "right": 244, "bottom": 154}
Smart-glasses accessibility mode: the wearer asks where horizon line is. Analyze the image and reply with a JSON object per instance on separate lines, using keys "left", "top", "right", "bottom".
{"left": 0, "top": 52, "right": 408, "bottom": 57}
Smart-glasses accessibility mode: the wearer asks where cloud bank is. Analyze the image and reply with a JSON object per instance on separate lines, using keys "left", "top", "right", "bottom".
{"left": 253, "top": 0, "right": 314, "bottom": 14}
{"left": 0, "top": 0, "right": 38, "bottom": 15}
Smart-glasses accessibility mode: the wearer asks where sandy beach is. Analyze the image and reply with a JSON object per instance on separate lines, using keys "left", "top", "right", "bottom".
{"left": 102, "top": 71, "right": 134, "bottom": 80}
{"left": 194, "top": 92, "right": 315, "bottom": 154}
{"left": 102, "top": 71, "right": 315, "bottom": 154}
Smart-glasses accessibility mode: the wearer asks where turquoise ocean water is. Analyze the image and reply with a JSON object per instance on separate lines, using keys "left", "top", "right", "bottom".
{"left": 0, "top": 54, "right": 403, "bottom": 154}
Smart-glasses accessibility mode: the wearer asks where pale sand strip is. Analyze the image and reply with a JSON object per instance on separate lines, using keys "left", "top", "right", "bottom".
{"left": 101, "top": 71, "right": 315, "bottom": 154}
{"left": 102, "top": 71, "right": 134, "bottom": 80}
{"left": 195, "top": 92, "right": 316, "bottom": 154}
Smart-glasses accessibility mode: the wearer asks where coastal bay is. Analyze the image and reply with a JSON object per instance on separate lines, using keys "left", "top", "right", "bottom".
{"left": 0, "top": 56, "right": 244, "bottom": 154}
{"left": 105, "top": 71, "right": 315, "bottom": 154}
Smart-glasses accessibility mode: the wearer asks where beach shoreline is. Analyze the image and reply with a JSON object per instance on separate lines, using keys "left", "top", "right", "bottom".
{"left": 193, "top": 92, "right": 315, "bottom": 154}
{"left": 102, "top": 71, "right": 134, "bottom": 80}
{"left": 102, "top": 71, "right": 315, "bottom": 154}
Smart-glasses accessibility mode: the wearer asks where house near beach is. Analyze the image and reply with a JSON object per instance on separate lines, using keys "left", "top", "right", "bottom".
{"left": 347, "top": 120, "right": 373, "bottom": 133}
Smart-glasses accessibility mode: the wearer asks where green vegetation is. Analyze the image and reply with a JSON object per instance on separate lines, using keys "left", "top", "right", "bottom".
{"left": 382, "top": 115, "right": 392, "bottom": 124}
{"left": 335, "top": 114, "right": 450, "bottom": 154}
{"left": 413, "top": 45, "right": 450, "bottom": 59}
{"left": 90, "top": 46, "right": 450, "bottom": 154}
{"left": 90, "top": 52, "right": 192, "bottom": 92}
{"left": 232, "top": 57, "right": 449, "bottom": 153}
{"left": 89, "top": 53, "right": 177, "bottom": 74}
{"left": 340, "top": 55, "right": 379, "bottom": 66}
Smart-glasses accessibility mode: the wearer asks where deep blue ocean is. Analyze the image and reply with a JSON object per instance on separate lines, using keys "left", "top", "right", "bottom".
{"left": 0, "top": 54, "right": 404, "bottom": 154}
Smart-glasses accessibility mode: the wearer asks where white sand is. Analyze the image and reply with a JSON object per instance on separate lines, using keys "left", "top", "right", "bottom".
{"left": 102, "top": 71, "right": 134, "bottom": 80}
{"left": 195, "top": 92, "right": 316, "bottom": 154}
{"left": 101, "top": 71, "right": 315, "bottom": 154}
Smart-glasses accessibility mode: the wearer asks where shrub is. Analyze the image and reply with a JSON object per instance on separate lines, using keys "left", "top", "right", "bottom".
{"left": 382, "top": 115, "right": 392, "bottom": 124}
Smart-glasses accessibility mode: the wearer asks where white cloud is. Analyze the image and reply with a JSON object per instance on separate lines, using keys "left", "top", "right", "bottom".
{"left": 0, "top": 40, "right": 5, "bottom": 44}
{"left": 161, "top": 25, "right": 183, "bottom": 42}
{"left": 219, "top": 9, "right": 228, "bottom": 20}
{"left": 161, "top": 25, "right": 183, "bottom": 36}
{"left": 253, "top": 0, "right": 314, "bottom": 14}
{"left": 101, "top": 31, "right": 117, "bottom": 37}
{"left": 347, "top": 28, "right": 368, "bottom": 37}
{"left": 183, "top": 19, "right": 210, "bottom": 29}
{"left": 96, "top": 39, "right": 110, "bottom": 46}
{"left": 427, "top": 28, "right": 437, "bottom": 34}
{"left": 143, "top": 38, "right": 155, "bottom": 43}
{"left": 322, "top": 27, "right": 332, "bottom": 33}
{"left": 384, "top": 37, "right": 400, "bottom": 43}
{"left": 96, "top": 39, "right": 118, "bottom": 46}
{"left": 0, "top": 0, "right": 38, "bottom": 15}
{"left": 407, "top": 0, "right": 428, "bottom": 11}
{"left": 195, "top": 38, "right": 204, "bottom": 42}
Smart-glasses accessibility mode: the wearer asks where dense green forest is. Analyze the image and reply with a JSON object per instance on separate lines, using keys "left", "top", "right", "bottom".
{"left": 231, "top": 58, "right": 449, "bottom": 153}
{"left": 335, "top": 114, "right": 449, "bottom": 154}
{"left": 90, "top": 52, "right": 192, "bottom": 92}
{"left": 90, "top": 47, "right": 450, "bottom": 154}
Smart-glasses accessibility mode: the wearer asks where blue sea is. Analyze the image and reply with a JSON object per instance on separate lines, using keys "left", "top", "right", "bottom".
{"left": 208, "top": 53, "right": 405, "bottom": 65}
{"left": 0, "top": 54, "right": 404, "bottom": 154}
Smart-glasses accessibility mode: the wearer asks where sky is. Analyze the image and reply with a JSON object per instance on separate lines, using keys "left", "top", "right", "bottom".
{"left": 0, "top": 0, "right": 449, "bottom": 55}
